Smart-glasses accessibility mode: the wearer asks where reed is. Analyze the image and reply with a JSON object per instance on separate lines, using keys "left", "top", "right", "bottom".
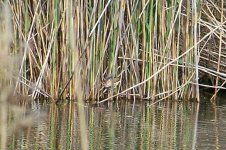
{"left": 6, "top": 0, "right": 225, "bottom": 102}
{"left": 0, "top": 2, "right": 36, "bottom": 149}
{"left": 0, "top": 4, "right": 14, "bottom": 149}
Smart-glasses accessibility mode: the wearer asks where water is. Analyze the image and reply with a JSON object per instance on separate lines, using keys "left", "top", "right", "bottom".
{"left": 4, "top": 95, "right": 226, "bottom": 150}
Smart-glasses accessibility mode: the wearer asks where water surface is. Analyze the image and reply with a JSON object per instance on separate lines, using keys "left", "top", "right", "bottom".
{"left": 5, "top": 95, "right": 226, "bottom": 150}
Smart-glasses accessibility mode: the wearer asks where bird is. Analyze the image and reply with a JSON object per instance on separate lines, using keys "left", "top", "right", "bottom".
{"left": 102, "top": 75, "right": 120, "bottom": 90}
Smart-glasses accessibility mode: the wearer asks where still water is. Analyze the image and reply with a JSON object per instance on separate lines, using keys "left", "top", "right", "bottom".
{"left": 5, "top": 94, "right": 226, "bottom": 150}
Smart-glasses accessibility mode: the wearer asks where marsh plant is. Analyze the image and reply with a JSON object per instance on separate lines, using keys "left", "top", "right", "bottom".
{"left": 3, "top": 0, "right": 226, "bottom": 102}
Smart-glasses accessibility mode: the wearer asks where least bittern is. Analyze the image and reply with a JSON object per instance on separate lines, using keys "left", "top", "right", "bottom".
{"left": 103, "top": 76, "right": 120, "bottom": 90}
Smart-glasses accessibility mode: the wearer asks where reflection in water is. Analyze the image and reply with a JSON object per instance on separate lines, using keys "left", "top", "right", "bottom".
{"left": 197, "top": 103, "right": 226, "bottom": 149}
{"left": 4, "top": 98, "right": 226, "bottom": 149}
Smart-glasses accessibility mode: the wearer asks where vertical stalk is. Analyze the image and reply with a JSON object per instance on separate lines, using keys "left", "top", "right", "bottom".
{"left": 193, "top": 0, "right": 200, "bottom": 101}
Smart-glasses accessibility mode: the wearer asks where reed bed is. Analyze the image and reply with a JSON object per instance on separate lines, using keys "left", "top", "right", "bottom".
{"left": 4, "top": 0, "right": 225, "bottom": 102}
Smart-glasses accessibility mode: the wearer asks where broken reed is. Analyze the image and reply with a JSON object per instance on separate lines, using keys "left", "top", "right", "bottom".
{"left": 9, "top": 0, "right": 207, "bottom": 101}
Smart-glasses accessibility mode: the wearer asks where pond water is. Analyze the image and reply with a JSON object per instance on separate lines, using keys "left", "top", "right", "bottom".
{"left": 4, "top": 94, "right": 226, "bottom": 150}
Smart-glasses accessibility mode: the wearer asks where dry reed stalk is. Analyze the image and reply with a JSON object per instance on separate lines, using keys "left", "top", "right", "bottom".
{"left": 0, "top": 3, "right": 12, "bottom": 148}
{"left": 66, "top": 0, "right": 89, "bottom": 149}
{"left": 213, "top": 0, "right": 225, "bottom": 102}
